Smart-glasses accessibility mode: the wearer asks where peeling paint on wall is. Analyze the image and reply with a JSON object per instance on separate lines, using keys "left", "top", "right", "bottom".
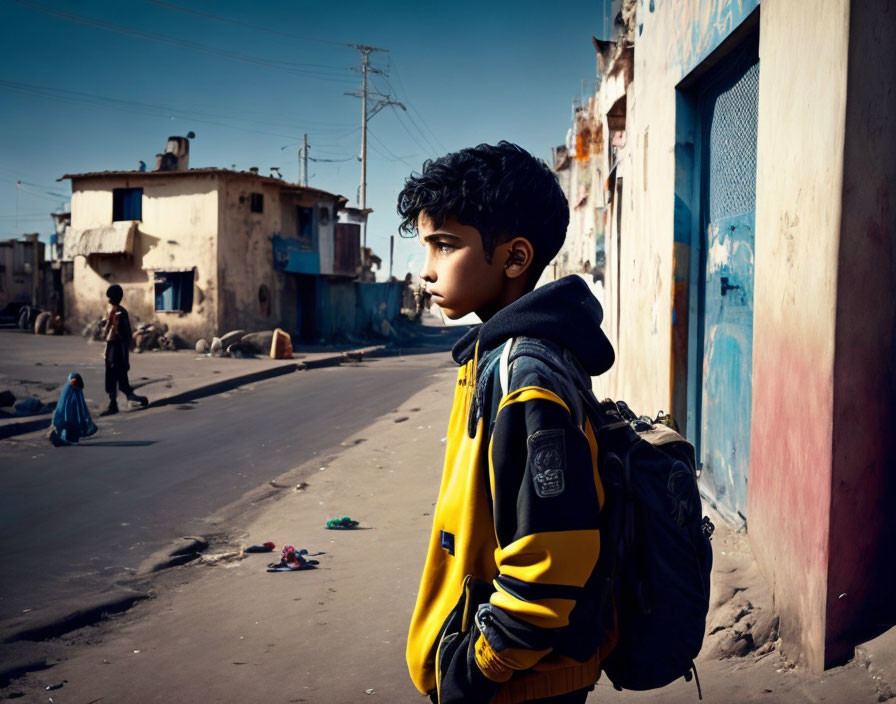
{"left": 662, "top": 0, "right": 760, "bottom": 78}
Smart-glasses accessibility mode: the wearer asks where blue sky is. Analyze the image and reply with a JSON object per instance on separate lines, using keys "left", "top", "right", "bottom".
{"left": 0, "top": 0, "right": 610, "bottom": 279}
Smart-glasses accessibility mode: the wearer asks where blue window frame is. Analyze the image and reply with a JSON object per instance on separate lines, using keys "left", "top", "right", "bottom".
{"left": 113, "top": 188, "right": 143, "bottom": 221}
{"left": 154, "top": 270, "right": 194, "bottom": 312}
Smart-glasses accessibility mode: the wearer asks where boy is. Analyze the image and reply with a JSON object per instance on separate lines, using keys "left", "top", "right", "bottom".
{"left": 400, "top": 142, "right": 616, "bottom": 704}
{"left": 100, "top": 284, "right": 148, "bottom": 416}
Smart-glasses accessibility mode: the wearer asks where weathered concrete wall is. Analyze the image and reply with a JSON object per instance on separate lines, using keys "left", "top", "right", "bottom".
{"left": 0, "top": 240, "right": 42, "bottom": 307}
{"left": 318, "top": 279, "right": 357, "bottom": 340}
{"left": 551, "top": 1, "right": 762, "bottom": 416}
{"left": 140, "top": 175, "right": 219, "bottom": 341}
{"left": 68, "top": 175, "right": 219, "bottom": 340}
{"left": 356, "top": 281, "right": 402, "bottom": 336}
{"left": 317, "top": 202, "right": 336, "bottom": 276}
{"left": 747, "top": 0, "right": 849, "bottom": 672}
{"left": 216, "top": 177, "right": 283, "bottom": 335}
{"left": 216, "top": 179, "right": 342, "bottom": 336}
{"left": 826, "top": 0, "right": 896, "bottom": 665}
{"left": 554, "top": 99, "right": 605, "bottom": 283}
{"left": 657, "top": 0, "right": 760, "bottom": 77}
{"left": 314, "top": 279, "right": 403, "bottom": 340}
{"left": 554, "top": 0, "right": 889, "bottom": 671}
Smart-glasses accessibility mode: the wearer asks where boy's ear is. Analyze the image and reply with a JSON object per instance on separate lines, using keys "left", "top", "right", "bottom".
{"left": 502, "top": 237, "right": 534, "bottom": 280}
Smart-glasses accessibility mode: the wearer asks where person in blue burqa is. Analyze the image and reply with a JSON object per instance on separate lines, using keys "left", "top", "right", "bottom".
{"left": 48, "top": 373, "right": 98, "bottom": 446}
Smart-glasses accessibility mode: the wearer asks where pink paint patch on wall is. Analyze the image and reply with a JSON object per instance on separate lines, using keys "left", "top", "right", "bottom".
{"left": 748, "top": 331, "right": 834, "bottom": 671}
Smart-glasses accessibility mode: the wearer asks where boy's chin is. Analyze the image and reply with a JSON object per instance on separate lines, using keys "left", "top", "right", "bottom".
{"left": 442, "top": 307, "right": 470, "bottom": 320}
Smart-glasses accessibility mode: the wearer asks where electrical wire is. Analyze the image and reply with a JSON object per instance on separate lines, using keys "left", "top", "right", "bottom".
{"left": 144, "top": 0, "right": 355, "bottom": 49}
{"left": 388, "top": 104, "right": 436, "bottom": 158}
{"left": 371, "top": 75, "right": 440, "bottom": 157}
{"left": 308, "top": 156, "right": 356, "bottom": 163}
{"left": 0, "top": 167, "right": 60, "bottom": 192}
{"left": 386, "top": 64, "right": 448, "bottom": 153}
{"left": 14, "top": 179, "right": 68, "bottom": 199}
{"left": 0, "top": 79, "right": 351, "bottom": 140}
{"left": 368, "top": 130, "right": 418, "bottom": 168}
{"left": 0, "top": 177, "right": 68, "bottom": 202}
{"left": 12, "top": 0, "right": 357, "bottom": 84}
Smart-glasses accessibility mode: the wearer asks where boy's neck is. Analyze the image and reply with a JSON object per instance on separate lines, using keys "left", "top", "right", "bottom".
{"left": 476, "top": 281, "right": 533, "bottom": 322}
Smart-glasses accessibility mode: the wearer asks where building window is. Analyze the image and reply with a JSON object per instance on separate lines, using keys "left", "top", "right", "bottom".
{"left": 297, "top": 206, "right": 314, "bottom": 246}
{"left": 250, "top": 192, "right": 264, "bottom": 213}
{"left": 154, "top": 270, "right": 194, "bottom": 312}
{"left": 113, "top": 188, "right": 143, "bottom": 221}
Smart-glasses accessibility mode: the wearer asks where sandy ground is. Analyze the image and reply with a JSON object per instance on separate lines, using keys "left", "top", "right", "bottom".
{"left": 1, "top": 366, "right": 893, "bottom": 703}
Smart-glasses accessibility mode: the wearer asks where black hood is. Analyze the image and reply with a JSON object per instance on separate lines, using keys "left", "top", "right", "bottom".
{"left": 452, "top": 276, "right": 615, "bottom": 376}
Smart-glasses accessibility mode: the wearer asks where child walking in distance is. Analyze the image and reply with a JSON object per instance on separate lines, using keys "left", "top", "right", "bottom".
{"left": 400, "top": 142, "right": 616, "bottom": 704}
{"left": 100, "top": 284, "right": 147, "bottom": 416}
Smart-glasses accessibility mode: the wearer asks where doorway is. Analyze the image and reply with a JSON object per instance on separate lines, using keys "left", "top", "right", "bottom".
{"left": 692, "top": 31, "right": 760, "bottom": 521}
{"left": 295, "top": 274, "right": 317, "bottom": 344}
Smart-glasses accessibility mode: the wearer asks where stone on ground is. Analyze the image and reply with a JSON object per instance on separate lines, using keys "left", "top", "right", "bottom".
{"left": 219, "top": 329, "right": 246, "bottom": 350}
{"left": 240, "top": 330, "right": 275, "bottom": 354}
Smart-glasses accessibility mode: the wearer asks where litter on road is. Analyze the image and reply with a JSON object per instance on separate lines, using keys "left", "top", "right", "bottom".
{"left": 326, "top": 516, "right": 359, "bottom": 530}
{"left": 244, "top": 542, "right": 276, "bottom": 553}
{"left": 266, "top": 546, "right": 323, "bottom": 572}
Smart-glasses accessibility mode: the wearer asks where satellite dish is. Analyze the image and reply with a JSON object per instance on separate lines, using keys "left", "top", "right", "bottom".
{"left": 187, "top": 131, "right": 196, "bottom": 139}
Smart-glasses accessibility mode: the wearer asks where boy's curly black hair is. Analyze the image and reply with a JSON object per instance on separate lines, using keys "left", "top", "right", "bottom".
{"left": 397, "top": 141, "right": 569, "bottom": 276}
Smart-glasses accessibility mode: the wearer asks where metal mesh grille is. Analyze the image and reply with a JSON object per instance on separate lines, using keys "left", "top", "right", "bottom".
{"left": 707, "top": 61, "right": 760, "bottom": 223}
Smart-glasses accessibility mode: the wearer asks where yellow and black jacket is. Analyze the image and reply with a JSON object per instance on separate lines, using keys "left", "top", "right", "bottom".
{"left": 407, "top": 277, "right": 617, "bottom": 704}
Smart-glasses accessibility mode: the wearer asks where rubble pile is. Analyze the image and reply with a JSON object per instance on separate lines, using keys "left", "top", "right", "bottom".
{"left": 193, "top": 329, "right": 289, "bottom": 359}
{"left": 82, "top": 317, "right": 185, "bottom": 351}
{"left": 133, "top": 321, "right": 183, "bottom": 352}
{"left": 15, "top": 306, "right": 64, "bottom": 335}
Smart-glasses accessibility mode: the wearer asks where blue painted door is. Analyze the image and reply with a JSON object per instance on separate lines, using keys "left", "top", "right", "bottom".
{"left": 697, "top": 38, "right": 759, "bottom": 520}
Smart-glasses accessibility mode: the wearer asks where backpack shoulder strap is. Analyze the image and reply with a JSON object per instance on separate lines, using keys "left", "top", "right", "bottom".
{"left": 498, "top": 336, "right": 588, "bottom": 429}
{"left": 498, "top": 336, "right": 514, "bottom": 397}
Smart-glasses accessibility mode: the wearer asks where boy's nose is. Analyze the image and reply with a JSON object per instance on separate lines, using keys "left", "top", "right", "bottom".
{"left": 419, "top": 256, "right": 436, "bottom": 283}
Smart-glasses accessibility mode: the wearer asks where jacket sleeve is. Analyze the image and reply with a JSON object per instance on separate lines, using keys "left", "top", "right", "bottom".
{"left": 474, "top": 381, "right": 601, "bottom": 682}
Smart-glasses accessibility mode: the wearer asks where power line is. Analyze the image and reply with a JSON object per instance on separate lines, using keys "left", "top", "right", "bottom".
{"left": 0, "top": 79, "right": 351, "bottom": 141}
{"left": 387, "top": 103, "right": 434, "bottom": 158}
{"left": 0, "top": 78, "right": 353, "bottom": 132}
{"left": 0, "top": 167, "right": 59, "bottom": 192}
{"left": 392, "top": 100, "right": 440, "bottom": 157}
{"left": 0, "top": 175, "right": 67, "bottom": 197}
{"left": 309, "top": 156, "right": 355, "bottom": 163}
{"left": 368, "top": 130, "right": 417, "bottom": 168}
{"left": 368, "top": 75, "right": 438, "bottom": 156}
{"left": 12, "top": 0, "right": 356, "bottom": 84}
{"left": 144, "top": 0, "right": 354, "bottom": 49}
{"left": 385, "top": 64, "right": 448, "bottom": 153}
{"left": 14, "top": 179, "right": 68, "bottom": 198}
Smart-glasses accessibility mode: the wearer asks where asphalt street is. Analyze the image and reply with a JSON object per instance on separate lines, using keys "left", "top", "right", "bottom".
{"left": 0, "top": 351, "right": 454, "bottom": 628}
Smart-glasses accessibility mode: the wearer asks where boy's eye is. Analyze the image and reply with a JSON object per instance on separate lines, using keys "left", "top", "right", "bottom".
{"left": 435, "top": 241, "right": 456, "bottom": 254}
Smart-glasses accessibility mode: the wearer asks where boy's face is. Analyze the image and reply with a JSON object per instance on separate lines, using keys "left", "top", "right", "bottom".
{"left": 417, "top": 212, "right": 508, "bottom": 321}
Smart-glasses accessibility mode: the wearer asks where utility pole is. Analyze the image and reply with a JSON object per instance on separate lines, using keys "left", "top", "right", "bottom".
{"left": 301, "top": 133, "right": 309, "bottom": 187}
{"left": 389, "top": 234, "right": 394, "bottom": 280}
{"left": 347, "top": 45, "right": 406, "bottom": 254}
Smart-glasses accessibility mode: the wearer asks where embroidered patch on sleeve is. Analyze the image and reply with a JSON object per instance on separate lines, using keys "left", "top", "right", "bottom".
{"left": 527, "top": 429, "right": 566, "bottom": 498}
{"left": 440, "top": 530, "right": 456, "bottom": 555}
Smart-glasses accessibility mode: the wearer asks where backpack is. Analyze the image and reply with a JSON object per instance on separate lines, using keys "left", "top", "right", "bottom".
{"left": 495, "top": 338, "right": 714, "bottom": 698}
